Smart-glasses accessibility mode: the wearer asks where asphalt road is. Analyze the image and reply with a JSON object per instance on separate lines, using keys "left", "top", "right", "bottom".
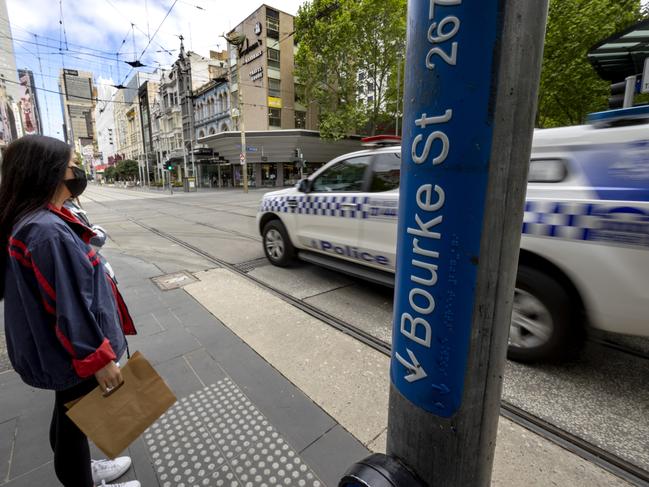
{"left": 80, "top": 184, "right": 649, "bottom": 475}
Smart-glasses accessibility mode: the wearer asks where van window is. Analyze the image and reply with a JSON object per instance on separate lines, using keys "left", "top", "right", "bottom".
{"left": 528, "top": 159, "right": 567, "bottom": 183}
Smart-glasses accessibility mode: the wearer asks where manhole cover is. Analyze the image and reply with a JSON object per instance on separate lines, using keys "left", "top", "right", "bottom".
{"left": 152, "top": 271, "right": 198, "bottom": 291}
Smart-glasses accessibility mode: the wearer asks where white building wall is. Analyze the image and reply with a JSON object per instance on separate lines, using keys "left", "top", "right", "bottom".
{"left": 95, "top": 80, "right": 117, "bottom": 164}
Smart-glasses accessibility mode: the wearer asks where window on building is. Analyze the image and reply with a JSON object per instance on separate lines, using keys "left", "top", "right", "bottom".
{"left": 295, "top": 110, "right": 306, "bottom": 129}
{"left": 266, "top": 8, "right": 280, "bottom": 39}
{"left": 370, "top": 152, "right": 401, "bottom": 192}
{"left": 268, "top": 108, "right": 281, "bottom": 127}
{"left": 267, "top": 48, "right": 280, "bottom": 69}
{"left": 358, "top": 72, "right": 366, "bottom": 81}
{"left": 268, "top": 78, "right": 281, "bottom": 98}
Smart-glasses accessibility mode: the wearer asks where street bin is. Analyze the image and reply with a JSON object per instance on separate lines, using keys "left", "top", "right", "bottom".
{"left": 183, "top": 177, "right": 197, "bottom": 193}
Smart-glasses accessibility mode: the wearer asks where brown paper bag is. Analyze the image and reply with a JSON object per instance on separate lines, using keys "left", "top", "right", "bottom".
{"left": 66, "top": 351, "right": 176, "bottom": 459}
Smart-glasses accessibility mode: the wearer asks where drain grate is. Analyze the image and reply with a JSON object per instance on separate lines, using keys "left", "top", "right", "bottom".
{"left": 145, "top": 378, "right": 322, "bottom": 487}
{"left": 234, "top": 258, "right": 271, "bottom": 274}
{"left": 152, "top": 271, "right": 198, "bottom": 291}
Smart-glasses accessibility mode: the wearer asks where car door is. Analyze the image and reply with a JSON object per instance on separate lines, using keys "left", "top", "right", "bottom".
{"left": 358, "top": 151, "right": 401, "bottom": 272}
{"left": 293, "top": 155, "right": 372, "bottom": 263}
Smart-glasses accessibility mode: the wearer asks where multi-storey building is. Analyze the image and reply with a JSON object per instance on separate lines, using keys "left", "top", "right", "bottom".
{"left": 139, "top": 80, "right": 159, "bottom": 184}
{"left": 194, "top": 76, "right": 231, "bottom": 138}
{"left": 227, "top": 4, "right": 316, "bottom": 133}
{"left": 198, "top": 4, "right": 365, "bottom": 189}
{"left": 0, "top": 0, "right": 23, "bottom": 147}
{"left": 95, "top": 80, "right": 117, "bottom": 165}
{"left": 154, "top": 41, "right": 227, "bottom": 182}
{"left": 155, "top": 68, "right": 184, "bottom": 176}
{"left": 59, "top": 69, "right": 97, "bottom": 163}
{"left": 17, "top": 69, "right": 42, "bottom": 135}
{"left": 113, "top": 72, "right": 158, "bottom": 182}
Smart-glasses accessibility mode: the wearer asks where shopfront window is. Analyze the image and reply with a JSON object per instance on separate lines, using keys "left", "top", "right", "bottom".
{"left": 261, "top": 163, "right": 278, "bottom": 187}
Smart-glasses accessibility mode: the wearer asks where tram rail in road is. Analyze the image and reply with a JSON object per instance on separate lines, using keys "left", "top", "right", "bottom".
{"left": 126, "top": 216, "right": 649, "bottom": 487}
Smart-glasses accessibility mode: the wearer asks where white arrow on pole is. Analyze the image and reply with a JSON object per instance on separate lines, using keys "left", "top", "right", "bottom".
{"left": 395, "top": 348, "right": 428, "bottom": 383}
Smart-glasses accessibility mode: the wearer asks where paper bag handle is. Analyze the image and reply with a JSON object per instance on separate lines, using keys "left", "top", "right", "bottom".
{"left": 102, "top": 380, "right": 125, "bottom": 398}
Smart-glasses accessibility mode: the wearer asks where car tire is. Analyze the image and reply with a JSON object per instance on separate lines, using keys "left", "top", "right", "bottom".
{"left": 507, "top": 265, "right": 584, "bottom": 363}
{"left": 262, "top": 220, "right": 296, "bottom": 267}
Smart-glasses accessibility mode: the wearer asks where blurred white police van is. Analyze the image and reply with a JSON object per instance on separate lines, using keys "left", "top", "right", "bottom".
{"left": 257, "top": 108, "right": 649, "bottom": 362}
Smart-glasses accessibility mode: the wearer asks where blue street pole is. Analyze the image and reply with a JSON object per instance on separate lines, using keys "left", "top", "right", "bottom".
{"left": 385, "top": 1, "right": 548, "bottom": 486}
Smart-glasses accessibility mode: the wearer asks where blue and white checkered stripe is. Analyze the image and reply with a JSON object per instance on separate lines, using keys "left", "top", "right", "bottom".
{"left": 260, "top": 195, "right": 371, "bottom": 219}
{"left": 523, "top": 200, "right": 649, "bottom": 247}
{"left": 260, "top": 196, "right": 649, "bottom": 247}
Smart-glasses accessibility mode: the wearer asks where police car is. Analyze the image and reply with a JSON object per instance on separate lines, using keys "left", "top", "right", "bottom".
{"left": 257, "top": 110, "right": 649, "bottom": 362}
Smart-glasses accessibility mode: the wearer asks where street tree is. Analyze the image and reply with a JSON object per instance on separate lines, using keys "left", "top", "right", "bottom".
{"left": 294, "top": 0, "right": 406, "bottom": 139}
{"left": 115, "top": 160, "right": 139, "bottom": 181}
{"left": 104, "top": 166, "right": 116, "bottom": 182}
{"left": 538, "top": 0, "right": 643, "bottom": 127}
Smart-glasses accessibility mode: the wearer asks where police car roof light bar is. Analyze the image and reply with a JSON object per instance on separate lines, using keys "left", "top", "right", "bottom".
{"left": 361, "top": 135, "right": 402, "bottom": 147}
{"left": 586, "top": 105, "right": 649, "bottom": 128}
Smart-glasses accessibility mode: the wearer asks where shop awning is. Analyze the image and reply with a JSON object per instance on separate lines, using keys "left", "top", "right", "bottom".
{"left": 588, "top": 19, "right": 649, "bottom": 82}
{"left": 198, "top": 130, "right": 364, "bottom": 165}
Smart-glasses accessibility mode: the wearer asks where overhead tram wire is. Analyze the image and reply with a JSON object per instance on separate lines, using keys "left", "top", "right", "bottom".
{"left": 34, "top": 34, "right": 53, "bottom": 136}
{"left": 103, "top": 0, "right": 174, "bottom": 56}
{"left": 0, "top": 77, "right": 135, "bottom": 105}
{"left": 0, "top": 15, "right": 137, "bottom": 57}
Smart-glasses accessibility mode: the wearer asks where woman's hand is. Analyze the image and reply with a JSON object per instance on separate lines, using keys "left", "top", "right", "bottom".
{"left": 94, "top": 361, "right": 123, "bottom": 393}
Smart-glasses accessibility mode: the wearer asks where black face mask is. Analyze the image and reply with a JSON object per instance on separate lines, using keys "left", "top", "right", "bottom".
{"left": 64, "top": 166, "right": 88, "bottom": 198}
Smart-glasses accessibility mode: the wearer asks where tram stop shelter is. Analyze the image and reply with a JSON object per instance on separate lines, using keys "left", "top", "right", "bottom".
{"left": 197, "top": 129, "right": 364, "bottom": 189}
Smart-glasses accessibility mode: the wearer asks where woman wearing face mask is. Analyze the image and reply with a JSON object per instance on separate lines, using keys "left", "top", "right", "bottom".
{"left": 0, "top": 136, "right": 140, "bottom": 487}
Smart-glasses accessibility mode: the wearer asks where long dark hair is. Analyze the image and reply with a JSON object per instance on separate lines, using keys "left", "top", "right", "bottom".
{"left": 0, "top": 135, "right": 71, "bottom": 299}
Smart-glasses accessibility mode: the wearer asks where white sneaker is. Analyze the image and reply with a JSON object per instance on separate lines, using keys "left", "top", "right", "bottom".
{"left": 91, "top": 456, "right": 132, "bottom": 484}
{"left": 99, "top": 481, "right": 140, "bottom": 487}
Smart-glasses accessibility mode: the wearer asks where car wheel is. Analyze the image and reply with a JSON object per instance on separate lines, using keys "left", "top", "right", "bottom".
{"left": 262, "top": 220, "right": 296, "bottom": 267}
{"left": 507, "top": 265, "right": 583, "bottom": 362}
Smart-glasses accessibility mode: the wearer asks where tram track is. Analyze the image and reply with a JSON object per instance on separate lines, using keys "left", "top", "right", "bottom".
{"left": 81, "top": 188, "right": 649, "bottom": 485}
{"left": 127, "top": 218, "right": 649, "bottom": 487}
{"left": 83, "top": 189, "right": 649, "bottom": 362}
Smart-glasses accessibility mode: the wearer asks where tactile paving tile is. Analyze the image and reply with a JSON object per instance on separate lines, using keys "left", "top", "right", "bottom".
{"left": 145, "top": 378, "right": 323, "bottom": 487}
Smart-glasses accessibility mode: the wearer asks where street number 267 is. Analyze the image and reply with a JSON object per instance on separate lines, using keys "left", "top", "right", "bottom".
{"left": 426, "top": 3, "right": 461, "bottom": 69}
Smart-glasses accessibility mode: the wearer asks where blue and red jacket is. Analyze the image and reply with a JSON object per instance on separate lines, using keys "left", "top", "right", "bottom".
{"left": 3, "top": 205, "right": 134, "bottom": 391}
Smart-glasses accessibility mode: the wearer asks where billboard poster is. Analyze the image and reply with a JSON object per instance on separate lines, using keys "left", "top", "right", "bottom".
{"left": 18, "top": 72, "right": 39, "bottom": 135}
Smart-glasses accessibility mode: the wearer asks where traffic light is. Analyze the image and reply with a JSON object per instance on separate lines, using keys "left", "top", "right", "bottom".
{"left": 166, "top": 163, "right": 174, "bottom": 171}
{"left": 609, "top": 80, "right": 627, "bottom": 109}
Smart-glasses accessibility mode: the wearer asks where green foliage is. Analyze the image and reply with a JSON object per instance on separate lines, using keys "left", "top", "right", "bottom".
{"left": 538, "top": 0, "right": 642, "bottom": 127}
{"left": 295, "top": 0, "right": 406, "bottom": 139}
{"left": 115, "top": 159, "right": 139, "bottom": 180}
{"left": 104, "top": 166, "right": 116, "bottom": 182}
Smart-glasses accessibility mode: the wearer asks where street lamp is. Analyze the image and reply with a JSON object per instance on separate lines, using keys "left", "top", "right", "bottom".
{"left": 223, "top": 31, "right": 249, "bottom": 193}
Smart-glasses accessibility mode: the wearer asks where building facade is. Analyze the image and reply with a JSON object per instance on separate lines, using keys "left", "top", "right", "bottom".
{"left": 228, "top": 5, "right": 317, "bottom": 134}
{"left": 17, "top": 69, "right": 42, "bottom": 135}
{"left": 112, "top": 72, "right": 158, "bottom": 181}
{"left": 59, "top": 69, "right": 97, "bottom": 164}
{"left": 95, "top": 80, "right": 117, "bottom": 165}
{"left": 139, "top": 80, "right": 159, "bottom": 184}
{"left": 194, "top": 77, "right": 231, "bottom": 139}
{"left": 0, "top": 0, "right": 23, "bottom": 148}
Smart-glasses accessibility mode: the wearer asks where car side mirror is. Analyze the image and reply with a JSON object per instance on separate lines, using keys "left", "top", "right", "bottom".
{"left": 297, "top": 179, "right": 311, "bottom": 193}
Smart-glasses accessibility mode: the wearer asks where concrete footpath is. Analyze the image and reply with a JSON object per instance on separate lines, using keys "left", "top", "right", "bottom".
{"left": 0, "top": 249, "right": 367, "bottom": 487}
{"left": 0, "top": 246, "right": 633, "bottom": 486}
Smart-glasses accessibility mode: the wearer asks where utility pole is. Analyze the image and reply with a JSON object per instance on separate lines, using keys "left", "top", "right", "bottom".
{"left": 342, "top": 2, "right": 549, "bottom": 486}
